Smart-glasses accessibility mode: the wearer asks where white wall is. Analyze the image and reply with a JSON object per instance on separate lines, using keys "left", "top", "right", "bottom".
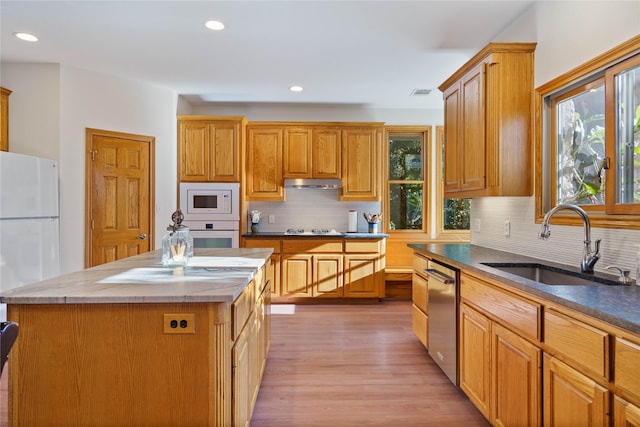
{"left": 472, "top": 0, "right": 640, "bottom": 278}
{"left": 2, "top": 63, "right": 178, "bottom": 274}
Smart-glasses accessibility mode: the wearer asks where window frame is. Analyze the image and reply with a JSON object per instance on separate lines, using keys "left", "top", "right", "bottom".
{"left": 383, "top": 126, "right": 431, "bottom": 236}
{"left": 535, "top": 34, "right": 640, "bottom": 229}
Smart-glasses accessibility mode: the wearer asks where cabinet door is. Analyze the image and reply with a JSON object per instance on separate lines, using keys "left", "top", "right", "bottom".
{"left": 232, "top": 312, "right": 254, "bottom": 427}
{"left": 312, "top": 127, "right": 341, "bottom": 178}
{"left": 460, "top": 62, "right": 486, "bottom": 192}
{"left": 443, "top": 84, "right": 461, "bottom": 192}
{"left": 283, "top": 127, "right": 312, "bottom": 178}
{"left": 247, "top": 127, "right": 284, "bottom": 201}
{"left": 341, "top": 127, "right": 380, "bottom": 201}
{"left": 543, "top": 353, "right": 609, "bottom": 427}
{"left": 492, "top": 322, "right": 541, "bottom": 427}
{"left": 614, "top": 396, "right": 640, "bottom": 427}
{"left": 0, "top": 87, "right": 10, "bottom": 152}
{"left": 281, "top": 254, "right": 313, "bottom": 297}
{"left": 314, "top": 254, "right": 343, "bottom": 297}
{"left": 460, "top": 303, "right": 491, "bottom": 419}
{"left": 179, "top": 121, "right": 210, "bottom": 182}
{"left": 211, "top": 121, "right": 240, "bottom": 182}
{"left": 343, "top": 254, "right": 381, "bottom": 298}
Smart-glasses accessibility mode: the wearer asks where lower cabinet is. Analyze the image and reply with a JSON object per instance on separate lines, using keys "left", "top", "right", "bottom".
{"left": 614, "top": 396, "right": 640, "bottom": 427}
{"left": 281, "top": 254, "right": 343, "bottom": 297}
{"left": 460, "top": 303, "right": 492, "bottom": 419}
{"left": 411, "top": 272, "right": 428, "bottom": 348}
{"left": 543, "top": 353, "right": 610, "bottom": 426}
{"left": 343, "top": 254, "right": 382, "bottom": 297}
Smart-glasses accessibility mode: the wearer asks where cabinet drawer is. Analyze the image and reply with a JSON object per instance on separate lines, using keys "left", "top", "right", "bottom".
{"left": 615, "top": 337, "right": 640, "bottom": 402}
{"left": 412, "top": 272, "right": 428, "bottom": 313}
{"left": 344, "top": 240, "right": 380, "bottom": 253}
{"left": 413, "top": 254, "right": 429, "bottom": 275}
{"left": 412, "top": 304, "right": 428, "bottom": 348}
{"left": 244, "top": 238, "right": 281, "bottom": 254}
{"left": 282, "top": 239, "right": 342, "bottom": 253}
{"left": 544, "top": 309, "right": 609, "bottom": 380}
{"left": 232, "top": 282, "right": 254, "bottom": 341}
{"left": 461, "top": 273, "right": 540, "bottom": 341}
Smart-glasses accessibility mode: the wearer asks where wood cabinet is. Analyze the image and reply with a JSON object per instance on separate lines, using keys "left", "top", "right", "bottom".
{"left": 243, "top": 238, "right": 281, "bottom": 296}
{"left": 439, "top": 43, "right": 536, "bottom": 198}
{"left": 614, "top": 396, "right": 640, "bottom": 427}
{"left": 411, "top": 254, "right": 429, "bottom": 348}
{"left": 543, "top": 353, "right": 610, "bottom": 426}
{"left": 460, "top": 303, "right": 492, "bottom": 419}
{"left": 341, "top": 126, "right": 381, "bottom": 201}
{"left": 0, "top": 87, "right": 11, "bottom": 152}
{"left": 283, "top": 126, "right": 341, "bottom": 178}
{"left": 246, "top": 126, "right": 284, "bottom": 201}
{"left": 244, "top": 237, "right": 385, "bottom": 299}
{"left": 178, "top": 116, "right": 245, "bottom": 182}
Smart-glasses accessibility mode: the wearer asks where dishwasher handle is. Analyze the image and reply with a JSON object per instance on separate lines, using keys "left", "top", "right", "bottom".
{"left": 424, "top": 269, "right": 456, "bottom": 285}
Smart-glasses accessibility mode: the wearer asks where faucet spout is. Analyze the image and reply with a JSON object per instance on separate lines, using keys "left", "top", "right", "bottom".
{"left": 539, "top": 204, "right": 601, "bottom": 273}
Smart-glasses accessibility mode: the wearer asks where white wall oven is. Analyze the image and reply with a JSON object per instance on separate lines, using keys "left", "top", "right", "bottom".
{"left": 180, "top": 183, "right": 240, "bottom": 248}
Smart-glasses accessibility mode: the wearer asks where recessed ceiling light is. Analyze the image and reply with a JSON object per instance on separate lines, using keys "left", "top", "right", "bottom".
{"left": 289, "top": 86, "right": 303, "bottom": 92}
{"left": 205, "top": 20, "right": 225, "bottom": 31}
{"left": 14, "top": 32, "right": 38, "bottom": 42}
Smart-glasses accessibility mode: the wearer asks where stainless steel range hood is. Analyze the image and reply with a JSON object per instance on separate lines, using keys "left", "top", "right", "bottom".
{"left": 284, "top": 178, "right": 341, "bottom": 189}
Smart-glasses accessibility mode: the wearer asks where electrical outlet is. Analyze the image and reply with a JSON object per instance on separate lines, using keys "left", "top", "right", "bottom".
{"left": 268, "top": 215, "right": 275, "bottom": 224}
{"left": 504, "top": 220, "right": 511, "bottom": 237}
{"left": 163, "top": 313, "right": 195, "bottom": 334}
{"left": 473, "top": 218, "right": 481, "bottom": 232}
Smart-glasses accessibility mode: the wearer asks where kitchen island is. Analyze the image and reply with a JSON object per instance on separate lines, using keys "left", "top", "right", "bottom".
{"left": 0, "top": 247, "right": 273, "bottom": 427}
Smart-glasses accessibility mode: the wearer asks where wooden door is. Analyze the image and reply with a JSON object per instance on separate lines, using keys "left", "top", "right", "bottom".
{"left": 312, "top": 127, "right": 341, "bottom": 178}
{"left": 460, "top": 303, "right": 491, "bottom": 419}
{"left": 281, "top": 254, "right": 313, "bottom": 297}
{"left": 343, "top": 254, "right": 380, "bottom": 297}
{"left": 460, "top": 63, "right": 486, "bottom": 192}
{"left": 283, "top": 127, "right": 312, "bottom": 178}
{"left": 314, "top": 254, "right": 343, "bottom": 297}
{"left": 0, "top": 87, "right": 11, "bottom": 152}
{"left": 492, "top": 322, "right": 541, "bottom": 427}
{"left": 232, "top": 311, "right": 253, "bottom": 427}
{"left": 210, "top": 121, "right": 240, "bottom": 182}
{"left": 443, "top": 84, "right": 461, "bottom": 193}
{"left": 179, "top": 120, "right": 210, "bottom": 181}
{"left": 614, "top": 396, "right": 640, "bottom": 427}
{"left": 246, "top": 127, "right": 284, "bottom": 201}
{"left": 86, "top": 129, "right": 154, "bottom": 267}
{"left": 341, "top": 127, "right": 379, "bottom": 201}
{"left": 543, "top": 353, "right": 609, "bottom": 427}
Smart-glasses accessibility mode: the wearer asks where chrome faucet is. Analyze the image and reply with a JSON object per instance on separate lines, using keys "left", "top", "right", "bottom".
{"left": 538, "top": 204, "right": 601, "bottom": 273}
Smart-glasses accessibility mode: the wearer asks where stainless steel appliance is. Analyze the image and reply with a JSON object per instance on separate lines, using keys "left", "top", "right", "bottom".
{"left": 425, "top": 259, "right": 459, "bottom": 385}
{"left": 180, "top": 183, "right": 240, "bottom": 248}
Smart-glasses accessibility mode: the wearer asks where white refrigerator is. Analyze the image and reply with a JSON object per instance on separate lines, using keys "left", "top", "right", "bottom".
{"left": 0, "top": 151, "right": 60, "bottom": 321}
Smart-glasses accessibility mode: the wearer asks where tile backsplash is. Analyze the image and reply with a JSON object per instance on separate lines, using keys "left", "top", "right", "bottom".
{"left": 247, "top": 188, "right": 381, "bottom": 233}
{"left": 471, "top": 196, "right": 639, "bottom": 281}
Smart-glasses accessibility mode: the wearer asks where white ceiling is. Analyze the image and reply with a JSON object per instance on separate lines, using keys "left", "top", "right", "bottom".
{"left": 0, "top": 0, "right": 535, "bottom": 110}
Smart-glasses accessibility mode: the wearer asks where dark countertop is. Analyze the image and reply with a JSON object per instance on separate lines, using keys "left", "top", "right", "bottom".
{"left": 408, "top": 243, "right": 640, "bottom": 335}
{"left": 243, "top": 232, "right": 389, "bottom": 239}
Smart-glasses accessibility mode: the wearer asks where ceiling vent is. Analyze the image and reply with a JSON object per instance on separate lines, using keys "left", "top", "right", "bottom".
{"left": 410, "top": 88, "right": 433, "bottom": 96}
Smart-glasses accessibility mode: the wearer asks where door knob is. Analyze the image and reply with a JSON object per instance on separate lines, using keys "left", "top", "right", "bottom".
{"left": 137, "top": 233, "right": 147, "bottom": 240}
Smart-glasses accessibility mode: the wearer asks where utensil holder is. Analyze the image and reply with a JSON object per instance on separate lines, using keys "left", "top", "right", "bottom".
{"left": 368, "top": 222, "right": 380, "bottom": 234}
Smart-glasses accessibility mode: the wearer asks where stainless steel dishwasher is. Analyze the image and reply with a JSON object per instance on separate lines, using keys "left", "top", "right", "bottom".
{"left": 425, "top": 259, "right": 459, "bottom": 385}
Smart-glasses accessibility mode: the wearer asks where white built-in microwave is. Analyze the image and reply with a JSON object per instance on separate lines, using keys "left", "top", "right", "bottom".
{"left": 179, "top": 182, "right": 240, "bottom": 221}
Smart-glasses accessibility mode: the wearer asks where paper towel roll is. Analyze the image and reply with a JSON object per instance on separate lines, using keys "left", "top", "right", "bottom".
{"left": 348, "top": 210, "right": 357, "bottom": 232}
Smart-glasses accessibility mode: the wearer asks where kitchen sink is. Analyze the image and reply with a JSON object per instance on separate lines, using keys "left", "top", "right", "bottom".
{"left": 480, "top": 262, "right": 622, "bottom": 286}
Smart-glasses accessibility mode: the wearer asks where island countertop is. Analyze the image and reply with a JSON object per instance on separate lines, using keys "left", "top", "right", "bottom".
{"left": 0, "top": 247, "right": 273, "bottom": 304}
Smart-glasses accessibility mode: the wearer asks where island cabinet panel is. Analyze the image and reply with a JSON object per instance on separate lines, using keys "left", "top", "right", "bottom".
{"left": 7, "top": 302, "right": 229, "bottom": 427}
{"left": 243, "top": 238, "right": 281, "bottom": 296}
{"left": 543, "top": 353, "right": 610, "bottom": 427}
{"left": 544, "top": 308, "right": 610, "bottom": 382}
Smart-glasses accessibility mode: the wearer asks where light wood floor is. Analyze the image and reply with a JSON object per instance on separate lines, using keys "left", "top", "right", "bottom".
{"left": 0, "top": 300, "right": 489, "bottom": 427}
{"left": 251, "top": 300, "right": 489, "bottom": 426}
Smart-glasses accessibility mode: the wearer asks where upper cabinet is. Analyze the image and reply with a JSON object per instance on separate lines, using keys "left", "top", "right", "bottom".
{"left": 178, "top": 116, "right": 245, "bottom": 182}
{"left": 0, "top": 87, "right": 11, "bottom": 152}
{"left": 341, "top": 126, "right": 382, "bottom": 201}
{"left": 283, "top": 126, "right": 341, "bottom": 179}
{"left": 246, "top": 125, "right": 285, "bottom": 201}
{"left": 439, "top": 43, "right": 536, "bottom": 198}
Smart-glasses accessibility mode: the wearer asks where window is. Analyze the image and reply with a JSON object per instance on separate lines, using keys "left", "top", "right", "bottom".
{"left": 537, "top": 35, "right": 640, "bottom": 227}
{"left": 384, "top": 128, "right": 429, "bottom": 233}
{"left": 436, "top": 126, "right": 470, "bottom": 237}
